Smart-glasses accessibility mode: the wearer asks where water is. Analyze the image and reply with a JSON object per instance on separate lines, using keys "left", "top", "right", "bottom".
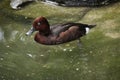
{"left": 0, "top": 0, "right": 120, "bottom": 80}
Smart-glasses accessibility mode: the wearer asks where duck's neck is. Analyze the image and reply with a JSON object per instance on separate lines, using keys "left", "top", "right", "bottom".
{"left": 39, "top": 22, "right": 51, "bottom": 36}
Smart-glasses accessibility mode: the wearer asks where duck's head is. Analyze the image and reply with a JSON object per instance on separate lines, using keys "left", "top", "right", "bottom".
{"left": 26, "top": 16, "right": 50, "bottom": 36}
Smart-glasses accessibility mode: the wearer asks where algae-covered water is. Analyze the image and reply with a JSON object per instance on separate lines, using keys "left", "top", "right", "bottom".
{"left": 0, "top": 0, "right": 120, "bottom": 80}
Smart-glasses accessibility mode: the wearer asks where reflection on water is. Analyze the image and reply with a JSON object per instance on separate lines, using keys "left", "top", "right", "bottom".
{"left": 0, "top": 0, "right": 120, "bottom": 80}
{"left": 0, "top": 28, "right": 5, "bottom": 41}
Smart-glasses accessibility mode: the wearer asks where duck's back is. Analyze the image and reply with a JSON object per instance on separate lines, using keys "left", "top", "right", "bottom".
{"left": 50, "top": 22, "right": 88, "bottom": 36}
{"left": 48, "top": 23, "right": 89, "bottom": 44}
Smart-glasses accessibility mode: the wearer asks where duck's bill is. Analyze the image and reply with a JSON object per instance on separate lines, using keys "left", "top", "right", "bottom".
{"left": 26, "top": 27, "right": 35, "bottom": 36}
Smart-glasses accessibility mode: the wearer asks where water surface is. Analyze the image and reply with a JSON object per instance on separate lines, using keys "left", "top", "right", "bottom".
{"left": 0, "top": 1, "right": 120, "bottom": 80}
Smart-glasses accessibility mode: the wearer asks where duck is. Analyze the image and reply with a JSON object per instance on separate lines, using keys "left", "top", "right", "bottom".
{"left": 26, "top": 16, "right": 96, "bottom": 45}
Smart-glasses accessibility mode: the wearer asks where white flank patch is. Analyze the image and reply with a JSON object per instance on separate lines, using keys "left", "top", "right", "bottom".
{"left": 85, "top": 27, "right": 90, "bottom": 34}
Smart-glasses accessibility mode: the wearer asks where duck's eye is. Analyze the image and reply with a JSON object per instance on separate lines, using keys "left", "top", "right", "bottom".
{"left": 38, "top": 22, "right": 41, "bottom": 26}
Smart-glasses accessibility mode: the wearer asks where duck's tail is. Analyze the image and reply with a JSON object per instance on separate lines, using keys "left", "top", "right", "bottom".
{"left": 87, "top": 24, "right": 96, "bottom": 29}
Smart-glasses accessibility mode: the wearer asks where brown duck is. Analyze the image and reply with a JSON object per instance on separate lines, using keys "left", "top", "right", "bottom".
{"left": 26, "top": 16, "right": 95, "bottom": 45}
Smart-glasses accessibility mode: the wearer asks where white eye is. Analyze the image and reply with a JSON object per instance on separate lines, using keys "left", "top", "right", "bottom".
{"left": 38, "top": 22, "right": 41, "bottom": 26}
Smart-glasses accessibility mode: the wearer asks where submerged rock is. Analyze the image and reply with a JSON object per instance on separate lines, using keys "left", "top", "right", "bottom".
{"left": 43, "top": 0, "right": 119, "bottom": 7}
{"left": 10, "top": 0, "right": 35, "bottom": 9}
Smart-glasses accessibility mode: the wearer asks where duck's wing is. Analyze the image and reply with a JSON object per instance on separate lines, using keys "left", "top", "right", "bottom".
{"left": 50, "top": 23, "right": 78, "bottom": 36}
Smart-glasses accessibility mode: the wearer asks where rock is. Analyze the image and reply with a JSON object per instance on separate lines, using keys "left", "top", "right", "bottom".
{"left": 10, "top": 0, "right": 36, "bottom": 9}
{"left": 43, "top": 0, "right": 118, "bottom": 7}
{"left": 42, "top": 0, "right": 59, "bottom": 6}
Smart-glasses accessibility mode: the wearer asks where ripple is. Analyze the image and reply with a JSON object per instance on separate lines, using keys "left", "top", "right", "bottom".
{"left": 63, "top": 49, "right": 67, "bottom": 51}
{"left": 10, "top": 30, "right": 18, "bottom": 41}
{"left": 27, "top": 54, "right": 33, "bottom": 58}
{"left": 0, "top": 58, "right": 4, "bottom": 61}
{"left": 76, "top": 68, "right": 79, "bottom": 71}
